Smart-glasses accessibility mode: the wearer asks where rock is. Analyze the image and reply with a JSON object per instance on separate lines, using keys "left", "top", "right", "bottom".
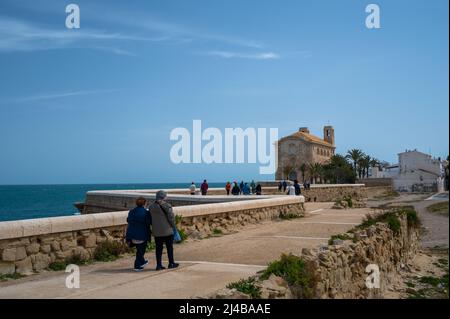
{"left": 51, "top": 241, "right": 61, "bottom": 251}
{"left": 257, "top": 274, "right": 293, "bottom": 299}
{"left": 26, "top": 243, "right": 40, "bottom": 255}
{"left": 40, "top": 245, "right": 51, "bottom": 254}
{"left": 212, "top": 288, "right": 251, "bottom": 299}
{"left": 332, "top": 239, "right": 344, "bottom": 246}
{"left": 72, "top": 247, "right": 90, "bottom": 261}
{"left": 83, "top": 234, "right": 97, "bottom": 248}
{"left": 15, "top": 247, "right": 27, "bottom": 261}
{"left": 15, "top": 257, "right": 33, "bottom": 274}
{"left": 2, "top": 248, "right": 16, "bottom": 262}
{"left": 0, "top": 261, "right": 15, "bottom": 275}
{"left": 30, "top": 253, "right": 51, "bottom": 271}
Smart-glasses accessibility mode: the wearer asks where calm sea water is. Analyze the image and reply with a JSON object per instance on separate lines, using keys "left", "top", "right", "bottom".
{"left": 0, "top": 183, "right": 223, "bottom": 222}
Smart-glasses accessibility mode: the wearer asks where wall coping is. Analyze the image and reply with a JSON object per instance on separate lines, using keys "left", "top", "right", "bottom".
{"left": 0, "top": 196, "right": 303, "bottom": 241}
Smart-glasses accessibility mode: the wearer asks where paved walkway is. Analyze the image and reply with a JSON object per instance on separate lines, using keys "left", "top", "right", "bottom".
{"left": 0, "top": 202, "right": 370, "bottom": 299}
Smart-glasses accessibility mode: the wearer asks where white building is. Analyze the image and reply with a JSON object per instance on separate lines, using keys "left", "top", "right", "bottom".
{"left": 372, "top": 149, "right": 446, "bottom": 192}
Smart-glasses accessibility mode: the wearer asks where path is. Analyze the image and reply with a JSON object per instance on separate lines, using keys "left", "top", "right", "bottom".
{"left": 0, "top": 202, "right": 370, "bottom": 299}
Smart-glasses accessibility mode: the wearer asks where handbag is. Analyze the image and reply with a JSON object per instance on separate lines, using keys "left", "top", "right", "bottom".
{"left": 157, "top": 202, "right": 183, "bottom": 243}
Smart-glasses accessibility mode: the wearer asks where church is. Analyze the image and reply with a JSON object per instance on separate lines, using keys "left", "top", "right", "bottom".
{"left": 275, "top": 126, "right": 336, "bottom": 181}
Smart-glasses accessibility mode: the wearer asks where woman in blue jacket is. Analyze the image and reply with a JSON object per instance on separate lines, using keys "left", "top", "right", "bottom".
{"left": 126, "top": 197, "right": 152, "bottom": 271}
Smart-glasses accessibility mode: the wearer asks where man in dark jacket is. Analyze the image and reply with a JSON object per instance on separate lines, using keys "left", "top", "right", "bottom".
{"left": 200, "top": 180, "right": 209, "bottom": 195}
{"left": 231, "top": 182, "right": 240, "bottom": 195}
{"left": 126, "top": 197, "right": 152, "bottom": 271}
{"left": 294, "top": 180, "right": 301, "bottom": 196}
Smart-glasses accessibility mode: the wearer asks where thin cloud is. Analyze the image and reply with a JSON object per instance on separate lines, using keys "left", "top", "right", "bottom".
{"left": 201, "top": 50, "right": 280, "bottom": 60}
{"left": 0, "top": 17, "right": 163, "bottom": 54}
{"left": 2, "top": 89, "right": 115, "bottom": 104}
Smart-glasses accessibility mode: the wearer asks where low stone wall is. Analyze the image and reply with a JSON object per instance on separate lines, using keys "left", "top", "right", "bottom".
{"left": 0, "top": 197, "right": 304, "bottom": 275}
{"left": 301, "top": 184, "right": 366, "bottom": 202}
{"left": 212, "top": 211, "right": 420, "bottom": 299}
{"left": 79, "top": 184, "right": 365, "bottom": 214}
{"left": 301, "top": 213, "right": 419, "bottom": 298}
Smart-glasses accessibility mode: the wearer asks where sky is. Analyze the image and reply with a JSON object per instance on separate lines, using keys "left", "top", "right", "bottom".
{"left": 0, "top": 0, "right": 448, "bottom": 185}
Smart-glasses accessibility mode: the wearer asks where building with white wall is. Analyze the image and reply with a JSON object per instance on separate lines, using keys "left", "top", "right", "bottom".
{"left": 372, "top": 149, "right": 446, "bottom": 192}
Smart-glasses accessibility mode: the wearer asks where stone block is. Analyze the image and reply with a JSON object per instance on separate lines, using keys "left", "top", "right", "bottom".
{"left": 82, "top": 234, "right": 97, "bottom": 248}
{"left": 0, "top": 261, "right": 15, "bottom": 275}
{"left": 30, "top": 253, "right": 51, "bottom": 271}
{"left": 2, "top": 248, "right": 17, "bottom": 262}
{"left": 15, "top": 256, "right": 33, "bottom": 274}
{"left": 40, "top": 244, "right": 51, "bottom": 254}
{"left": 26, "top": 243, "right": 40, "bottom": 255}
{"left": 51, "top": 241, "right": 61, "bottom": 251}
{"left": 15, "top": 247, "right": 27, "bottom": 261}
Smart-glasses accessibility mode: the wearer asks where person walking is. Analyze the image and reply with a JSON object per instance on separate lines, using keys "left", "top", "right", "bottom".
{"left": 189, "top": 182, "right": 196, "bottom": 195}
{"left": 294, "top": 179, "right": 301, "bottom": 196}
{"left": 231, "top": 182, "right": 240, "bottom": 195}
{"left": 242, "top": 182, "right": 251, "bottom": 195}
{"left": 286, "top": 181, "right": 296, "bottom": 195}
{"left": 148, "top": 191, "right": 179, "bottom": 270}
{"left": 200, "top": 180, "right": 209, "bottom": 195}
{"left": 278, "top": 181, "right": 282, "bottom": 192}
{"left": 256, "top": 183, "right": 262, "bottom": 195}
{"left": 225, "top": 182, "right": 231, "bottom": 195}
{"left": 282, "top": 180, "right": 288, "bottom": 192}
{"left": 125, "top": 197, "right": 152, "bottom": 272}
{"left": 239, "top": 181, "right": 244, "bottom": 194}
{"left": 250, "top": 180, "right": 256, "bottom": 194}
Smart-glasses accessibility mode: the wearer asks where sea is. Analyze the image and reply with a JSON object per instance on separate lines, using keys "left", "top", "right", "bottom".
{"left": 0, "top": 183, "right": 224, "bottom": 222}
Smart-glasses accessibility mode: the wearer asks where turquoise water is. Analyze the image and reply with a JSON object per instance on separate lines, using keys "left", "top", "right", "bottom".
{"left": 0, "top": 183, "right": 223, "bottom": 222}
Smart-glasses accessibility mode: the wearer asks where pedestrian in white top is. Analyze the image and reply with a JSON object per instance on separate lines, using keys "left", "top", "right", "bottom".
{"left": 189, "top": 182, "right": 196, "bottom": 195}
{"left": 286, "top": 181, "right": 296, "bottom": 195}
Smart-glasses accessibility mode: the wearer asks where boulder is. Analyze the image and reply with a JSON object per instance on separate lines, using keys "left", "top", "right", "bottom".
{"left": 15, "top": 257, "right": 33, "bottom": 274}
{"left": 211, "top": 288, "right": 250, "bottom": 299}
{"left": 257, "top": 274, "right": 293, "bottom": 299}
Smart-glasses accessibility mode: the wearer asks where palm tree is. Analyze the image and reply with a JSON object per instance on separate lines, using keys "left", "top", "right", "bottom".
{"left": 362, "top": 155, "right": 371, "bottom": 178}
{"left": 299, "top": 163, "right": 307, "bottom": 183}
{"left": 308, "top": 163, "right": 322, "bottom": 184}
{"left": 282, "top": 165, "right": 294, "bottom": 180}
{"left": 346, "top": 149, "right": 364, "bottom": 175}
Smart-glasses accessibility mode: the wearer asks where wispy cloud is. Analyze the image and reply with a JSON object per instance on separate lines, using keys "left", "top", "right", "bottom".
{"left": 1, "top": 89, "right": 114, "bottom": 104}
{"left": 0, "top": 16, "right": 163, "bottom": 54}
{"left": 200, "top": 50, "right": 280, "bottom": 60}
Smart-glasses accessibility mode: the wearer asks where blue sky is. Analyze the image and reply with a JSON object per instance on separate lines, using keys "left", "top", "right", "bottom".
{"left": 0, "top": 0, "right": 448, "bottom": 185}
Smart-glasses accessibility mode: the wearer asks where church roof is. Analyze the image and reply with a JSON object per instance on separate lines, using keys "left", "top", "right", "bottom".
{"left": 280, "top": 131, "right": 334, "bottom": 148}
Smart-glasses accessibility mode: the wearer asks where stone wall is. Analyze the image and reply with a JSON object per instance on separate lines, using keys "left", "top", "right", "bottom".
{"left": 301, "top": 213, "right": 419, "bottom": 298}
{"left": 211, "top": 211, "right": 420, "bottom": 299}
{"left": 0, "top": 197, "right": 304, "bottom": 275}
{"left": 79, "top": 185, "right": 365, "bottom": 214}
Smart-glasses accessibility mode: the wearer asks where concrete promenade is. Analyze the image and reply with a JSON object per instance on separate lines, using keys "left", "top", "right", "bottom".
{"left": 0, "top": 202, "right": 370, "bottom": 299}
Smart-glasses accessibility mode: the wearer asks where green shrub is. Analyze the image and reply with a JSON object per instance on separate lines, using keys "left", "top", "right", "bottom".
{"left": 227, "top": 277, "right": 261, "bottom": 299}
{"left": 146, "top": 241, "right": 156, "bottom": 252}
{"left": 48, "top": 261, "right": 67, "bottom": 271}
{"left": 405, "top": 209, "right": 421, "bottom": 228}
{"left": 280, "top": 212, "right": 300, "bottom": 220}
{"left": 93, "top": 240, "right": 129, "bottom": 262}
{"left": 261, "top": 253, "right": 317, "bottom": 298}
{"left": 0, "top": 273, "right": 25, "bottom": 281}
{"left": 174, "top": 215, "right": 188, "bottom": 242}
{"left": 212, "top": 228, "right": 223, "bottom": 235}
{"left": 343, "top": 195, "right": 353, "bottom": 208}
{"left": 386, "top": 214, "right": 401, "bottom": 233}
